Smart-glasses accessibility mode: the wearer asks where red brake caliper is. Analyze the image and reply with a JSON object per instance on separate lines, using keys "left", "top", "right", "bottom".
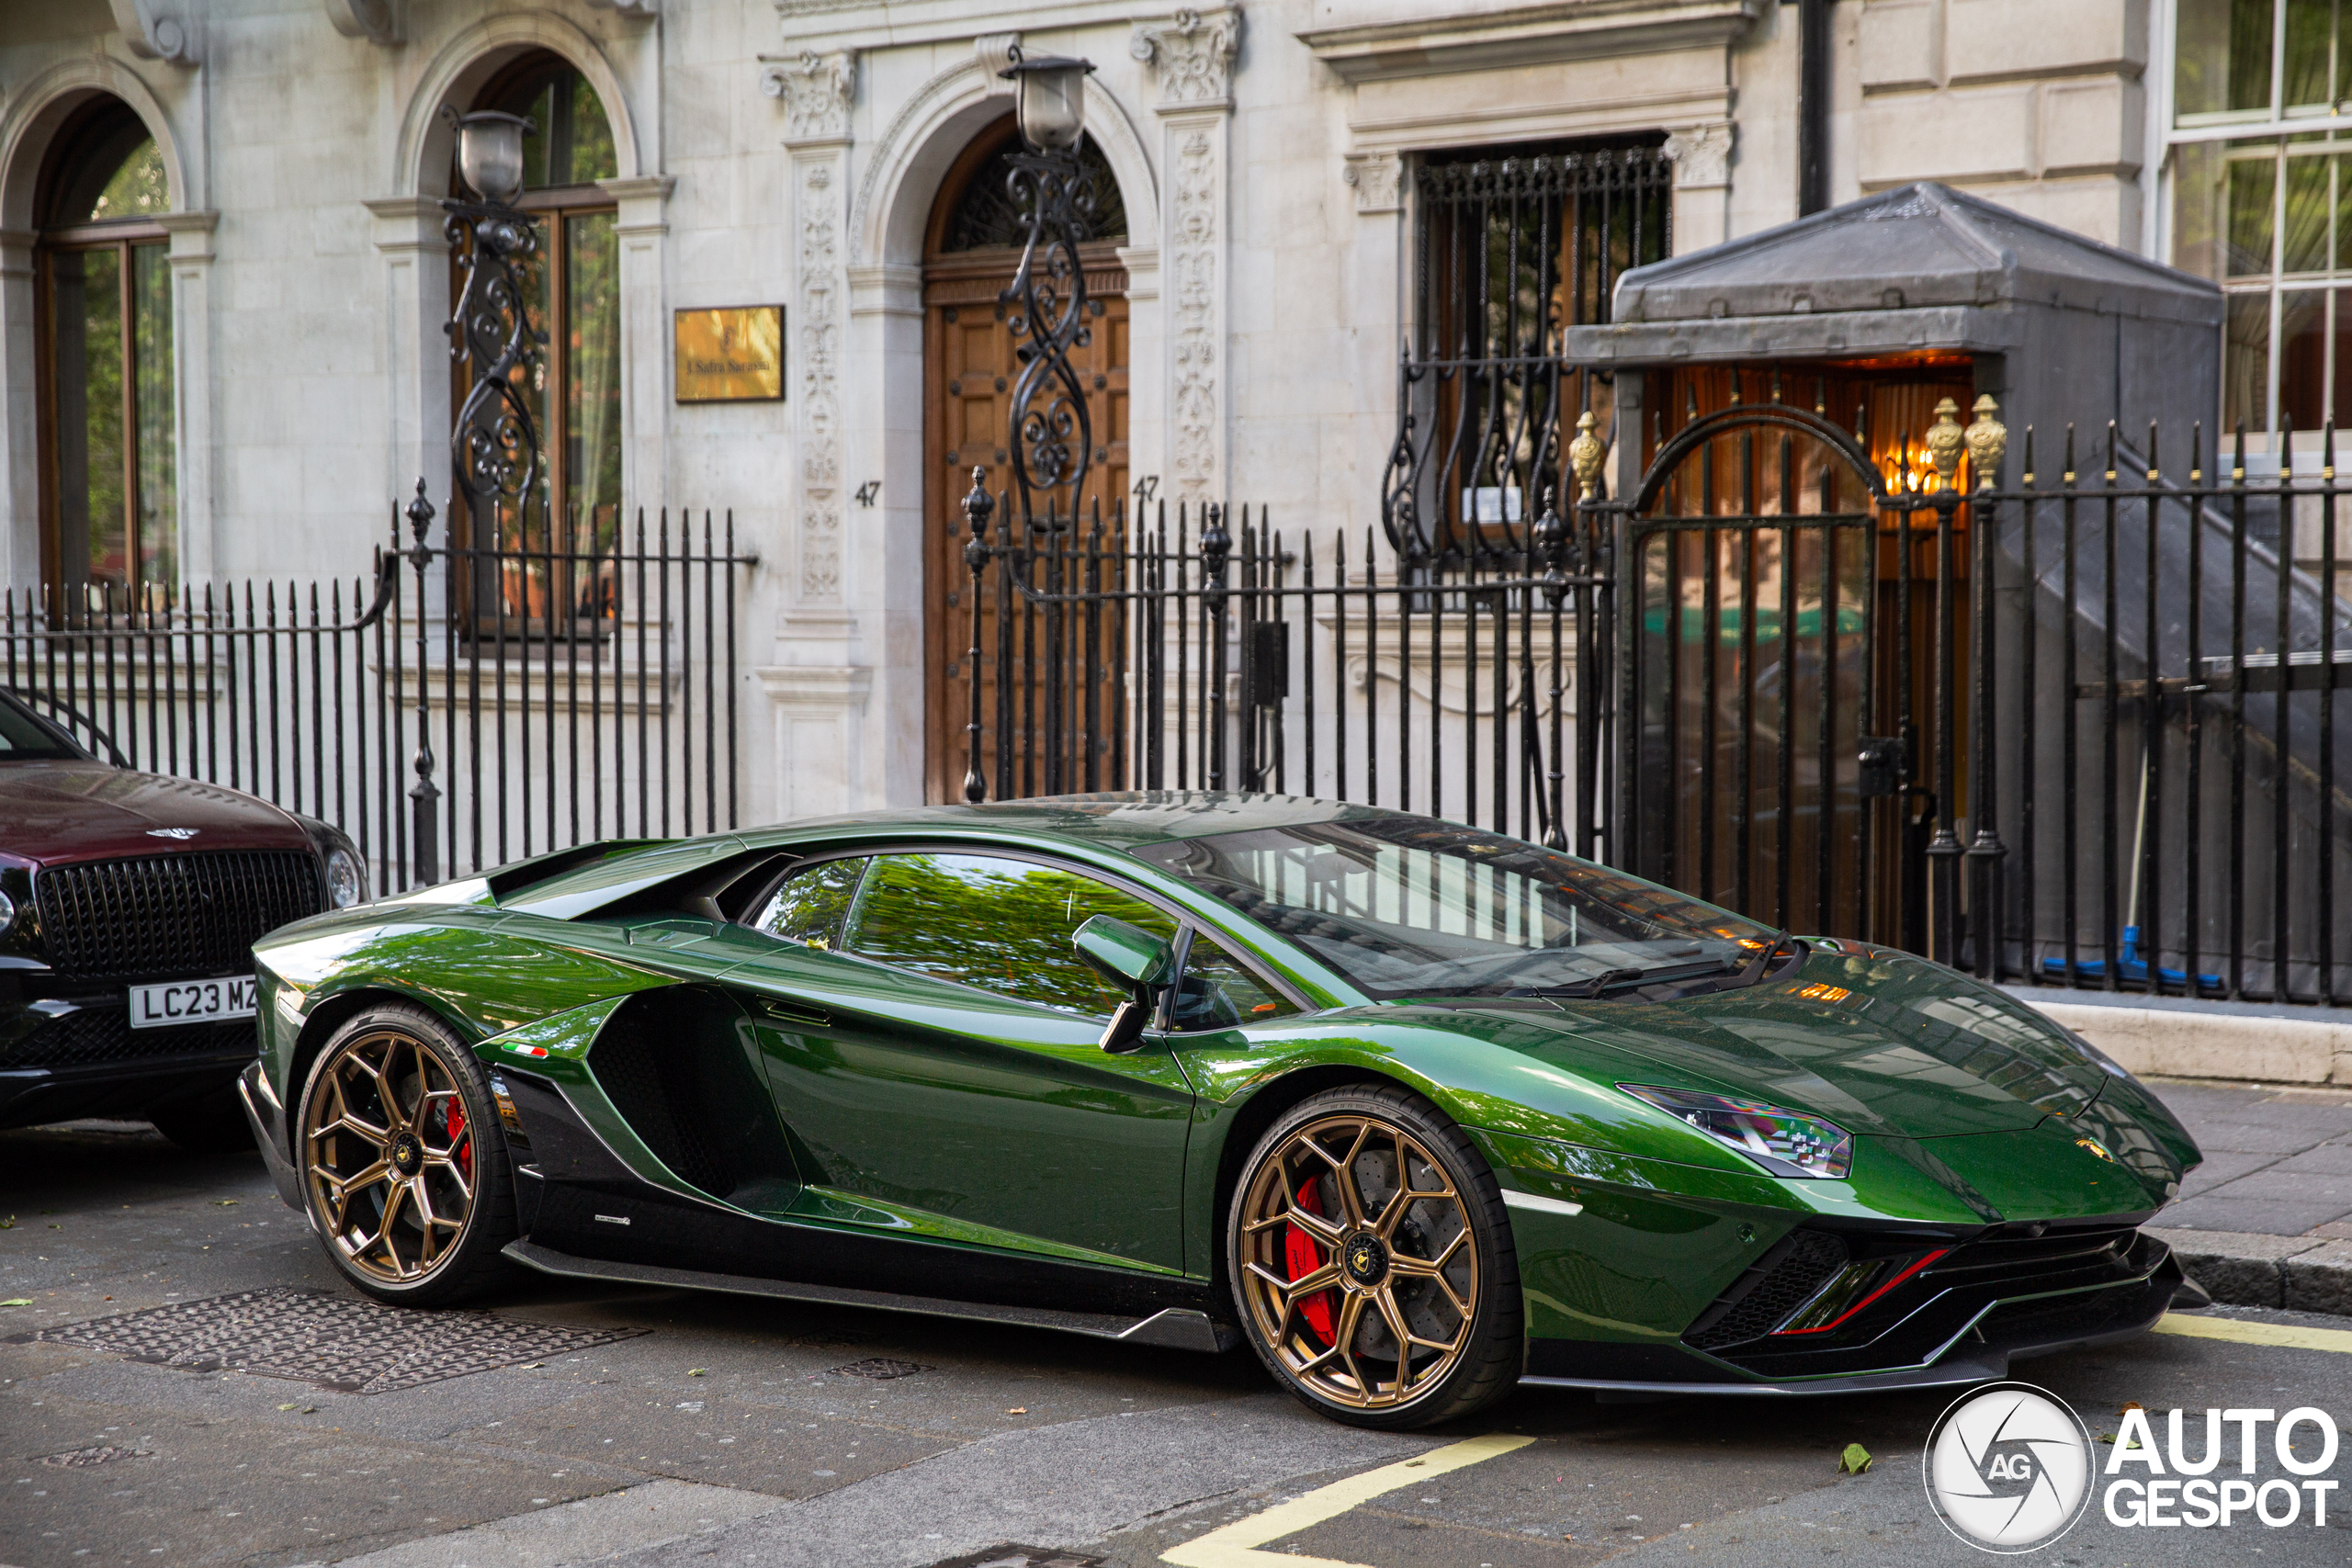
{"left": 1283, "top": 1176, "right": 1338, "bottom": 1344}
{"left": 446, "top": 1100, "right": 471, "bottom": 1180}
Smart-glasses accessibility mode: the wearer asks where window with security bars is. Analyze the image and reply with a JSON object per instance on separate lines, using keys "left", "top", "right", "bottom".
{"left": 1384, "top": 141, "right": 1672, "bottom": 560}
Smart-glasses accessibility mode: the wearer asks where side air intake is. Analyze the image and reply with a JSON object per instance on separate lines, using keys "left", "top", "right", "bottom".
{"left": 587, "top": 987, "right": 797, "bottom": 1207}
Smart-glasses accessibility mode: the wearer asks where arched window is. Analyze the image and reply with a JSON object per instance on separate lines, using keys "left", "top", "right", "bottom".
{"left": 457, "top": 54, "right": 621, "bottom": 560}
{"left": 37, "top": 97, "right": 174, "bottom": 604}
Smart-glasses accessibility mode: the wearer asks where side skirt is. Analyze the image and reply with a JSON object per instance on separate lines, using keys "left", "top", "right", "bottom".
{"left": 502, "top": 1239, "right": 1238, "bottom": 1353}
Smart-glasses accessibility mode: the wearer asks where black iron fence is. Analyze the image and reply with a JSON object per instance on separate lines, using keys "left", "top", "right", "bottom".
{"left": 963, "top": 401, "right": 2350, "bottom": 1009}
{"left": 3, "top": 500, "right": 752, "bottom": 896}
{"left": 1970, "top": 423, "right": 2351, "bottom": 1006}
{"left": 948, "top": 482, "right": 1614, "bottom": 857}
{"left": 8, "top": 410, "right": 2346, "bottom": 1009}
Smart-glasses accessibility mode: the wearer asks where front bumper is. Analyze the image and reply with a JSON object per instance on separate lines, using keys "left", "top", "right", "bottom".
{"left": 237, "top": 1057, "right": 303, "bottom": 1210}
{"left": 0, "top": 989, "right": 260, "bottom": 1129}
{"left": 1521, "top": 1227, "right": 2185, "bottom": 1396}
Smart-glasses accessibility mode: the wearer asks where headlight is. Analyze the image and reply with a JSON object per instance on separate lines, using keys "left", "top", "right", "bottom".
{"left": 0, "top": 887, "right": 14, "bottom": 934}
{"left": 325, "top": 847, "right": 367, "bottom": 908}
{"left": 1619, "top": 1083, "right": 1852, "bottom": 1179}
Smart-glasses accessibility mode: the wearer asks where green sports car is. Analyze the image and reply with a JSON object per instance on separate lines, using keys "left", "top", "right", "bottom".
{"left": 237, "top": 794, "right": 2201, "bottom": 1429}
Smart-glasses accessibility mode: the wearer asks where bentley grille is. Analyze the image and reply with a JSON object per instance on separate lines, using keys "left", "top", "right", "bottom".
{"left": 33, "top": 850, "right": 322, "bottom": 981}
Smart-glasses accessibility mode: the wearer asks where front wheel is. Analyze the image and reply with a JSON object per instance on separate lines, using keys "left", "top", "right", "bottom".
{"left": 1227, "top": 1083, "right": 1521, "bottom": 1429}
{"left": 296, "top": 1002, "right": 516, "bottom": 1305}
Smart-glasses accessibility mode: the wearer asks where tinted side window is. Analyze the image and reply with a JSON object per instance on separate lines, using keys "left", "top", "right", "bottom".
{"left": 1169, "top": 931, "right": 1298, "bottom": 1031}
{"left": 843, "top": 852, "right": 1177, "bottom": 1017}
{"left": 754, "top": 858, "right": 865, "bottom": 948}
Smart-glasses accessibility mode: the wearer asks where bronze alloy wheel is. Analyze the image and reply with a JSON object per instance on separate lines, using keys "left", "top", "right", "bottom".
{"left": 1236, "top": 1108, "right": 1484, "bottom": 1413}
{"left": 303, "top": 1021, "right": 483, "bottom": 1288}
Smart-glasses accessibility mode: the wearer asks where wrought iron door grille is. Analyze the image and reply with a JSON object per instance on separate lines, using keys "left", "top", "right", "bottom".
{"left": 1386, "top": 142, "right": 1671, "bottom": 562}
{"left": 32, "top": 849, "right": 322, "bottom": 980}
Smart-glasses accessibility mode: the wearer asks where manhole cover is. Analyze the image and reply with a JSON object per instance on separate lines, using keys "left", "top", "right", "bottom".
{"left": 39, "top": 1445, "right": 144, "bottom": 1468}
{"left": 920, "top": 1550, "right": 1101, "bottom": 1568}
{"left": 6, "top": 1287, "right": 647, "bottom": 1395}
{"left": 830, "top": 1356, "right": 928, "bottom": 1380}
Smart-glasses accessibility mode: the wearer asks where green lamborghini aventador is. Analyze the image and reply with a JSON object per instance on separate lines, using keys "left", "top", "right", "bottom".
{"left": 237, "top": 793, "right": 2202, "bottom": 1429}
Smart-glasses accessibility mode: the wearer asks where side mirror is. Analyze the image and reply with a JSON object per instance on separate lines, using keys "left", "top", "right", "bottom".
{"left": 1073, "top": 915, "right": 1173, "bottom": 1054}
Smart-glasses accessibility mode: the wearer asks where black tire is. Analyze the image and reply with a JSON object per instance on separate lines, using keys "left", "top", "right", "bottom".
{"left": 149, "top": 1085, "right": 256, "bottom": 1156}
{"left": 295, "top": 1001, "right": 517, "bottom": 1306}
{"left": 1227, "top": 1082, "right": 1521, "bottom": 1429}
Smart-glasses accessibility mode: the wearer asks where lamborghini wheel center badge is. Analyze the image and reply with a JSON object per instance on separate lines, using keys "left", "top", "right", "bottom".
{"left": 1340, "top": 1230, "right": 1389, "bottom": 1290}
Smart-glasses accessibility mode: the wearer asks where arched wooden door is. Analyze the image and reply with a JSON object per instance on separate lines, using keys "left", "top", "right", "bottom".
{"left": 923, "top": 118, "right": 1131, "bottom": 804}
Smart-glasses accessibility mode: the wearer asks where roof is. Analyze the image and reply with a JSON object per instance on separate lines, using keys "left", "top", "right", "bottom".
{"left": 748, "top": 791, "right": 1382, "bottom": 853}
{"left": 1565, "top": 183, "right": 2222, "bottom": 367}
{"left": 1612, "top": 182, "right": 2220, "bottom": 326}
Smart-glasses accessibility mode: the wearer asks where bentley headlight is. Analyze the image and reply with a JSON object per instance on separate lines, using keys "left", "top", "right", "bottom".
{"left": 0, "top": 887, "right": 14, "bottom": 934}
{"left": 1620, "top": 1083, "right": 1852, "bottom": 1179}
{"left": 325, "top": 847, "right": 368, "bottom": 908}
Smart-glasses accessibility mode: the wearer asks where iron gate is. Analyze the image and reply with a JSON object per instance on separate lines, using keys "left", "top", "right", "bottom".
{"left": 1603, "top": 396, "right": 1959, "bottom": 953}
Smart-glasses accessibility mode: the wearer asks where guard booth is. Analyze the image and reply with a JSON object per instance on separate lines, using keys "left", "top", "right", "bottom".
{"left": 1565, "top": 183, "right": 2222, "bottom": 956}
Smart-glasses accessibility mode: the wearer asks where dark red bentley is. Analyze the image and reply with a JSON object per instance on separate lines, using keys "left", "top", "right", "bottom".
{"left": 0, "top": 688, "right": 366, "bottom": 1148}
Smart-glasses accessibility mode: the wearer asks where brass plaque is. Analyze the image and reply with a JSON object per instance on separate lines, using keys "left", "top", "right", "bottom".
{"left": 673, "top": 306, "right": 784, "bottom": 402}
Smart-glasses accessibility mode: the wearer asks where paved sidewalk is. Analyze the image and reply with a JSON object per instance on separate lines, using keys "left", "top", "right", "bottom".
{"left": 2149, "top": 1079, "right": 2352, "bottom": 1235}
{"left": 2143, "top": 1077, "right": 2352, "bottom": 1314}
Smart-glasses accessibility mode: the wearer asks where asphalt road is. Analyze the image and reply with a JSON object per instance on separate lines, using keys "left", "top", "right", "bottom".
{"left": 6, "top": 1120, "right": 2352, "bottom": 1568}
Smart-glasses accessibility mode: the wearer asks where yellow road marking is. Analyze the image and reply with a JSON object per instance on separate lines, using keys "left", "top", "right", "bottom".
{"left": 2152, "top": 1311, "right": 2352, "bottom": 1354}
{"left": 1161, "top": 1431, "right": 1535, "bottom": 1568}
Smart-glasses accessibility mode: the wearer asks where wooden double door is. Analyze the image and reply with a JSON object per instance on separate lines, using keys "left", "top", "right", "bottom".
{"left": 922, "top": 247, "right": 1130, "bottom": 804}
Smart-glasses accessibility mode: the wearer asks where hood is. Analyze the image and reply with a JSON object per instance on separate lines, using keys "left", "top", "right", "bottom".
{"left": 0, "top": 761, "right": 312, "bottom": 867}
{"left": 1453, "top": 947, "right": 2116, "bottom": 1141}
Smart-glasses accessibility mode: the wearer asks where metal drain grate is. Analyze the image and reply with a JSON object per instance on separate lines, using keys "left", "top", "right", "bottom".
{"left": 830, "top": 1356, "right": 928, "bottom": 1380}
{"left": 920, "top": 1550, "right": 1102, "bottom": 1568}
{"left": 39, "top": 1446, "right": 145, "bottom": 1468}
{"left": 6, "top": 1287, "right": 648, "bottom": 1395}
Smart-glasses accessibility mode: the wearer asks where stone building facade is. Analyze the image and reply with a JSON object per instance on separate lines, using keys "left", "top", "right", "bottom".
{"left": 0, "top": 2, "right": 2212, "bottom": 823}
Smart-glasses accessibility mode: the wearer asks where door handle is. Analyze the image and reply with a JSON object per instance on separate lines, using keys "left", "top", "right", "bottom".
{"left": 755, "top": 997, "right": 831, "bottom": 1030}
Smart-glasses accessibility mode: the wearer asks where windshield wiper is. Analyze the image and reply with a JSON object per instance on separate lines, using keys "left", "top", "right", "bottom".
{"left": 1507, "top": 959, "right": 1737, "bottom": 999}
{"left": 1718, "top": 931, "right": 1796, "bottom": 990}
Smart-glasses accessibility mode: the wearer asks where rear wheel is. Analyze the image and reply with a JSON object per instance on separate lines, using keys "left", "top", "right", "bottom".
{"left": 1227, "top": 1084, "right": 1521, "bottom": 1429}
{"left": 296, "top": 1003, "right": 515, "bottom": 1305}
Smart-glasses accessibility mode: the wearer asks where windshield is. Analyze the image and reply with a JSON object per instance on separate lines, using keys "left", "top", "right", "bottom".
{"left": 0, "top": 693, "right": 90, "bottom": 761}
{"left": 1131, "top": 816, "right": 1774, "bottom": 998}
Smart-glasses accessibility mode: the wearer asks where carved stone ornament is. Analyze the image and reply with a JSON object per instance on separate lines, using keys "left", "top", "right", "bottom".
{"left": 761, "top": 51, "right": 857, "bottom": 145}
{"left": 582, "top": 0, "right": 658, "bottom": 15}
{"left": 1341, "top": 152, "right": 1403, "bottom": 215}
{"left": 797, "top": 158, "right": 844, "bottom": 601}
{"left": 1169, "top": 126, "right": 1220, "bottom": 498}
{"left": 107, "top": 0, "right": 199, "bottom": 64}
{"left": 1662, "top": 122, "right": 1734, "bottom": 188}
{"left": 1130, "top": 8, "right": 1243, "bottom": 108}
{"left": 322, "top": 0, "right": 399, "bottom": 44}
{"left": 974, "top": 33, "right": 1021, "bottom": 93}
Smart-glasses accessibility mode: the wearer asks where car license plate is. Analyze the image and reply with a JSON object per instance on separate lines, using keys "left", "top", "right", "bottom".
{"left": 127, "top": 976, "right": 259, "bottom": 1029}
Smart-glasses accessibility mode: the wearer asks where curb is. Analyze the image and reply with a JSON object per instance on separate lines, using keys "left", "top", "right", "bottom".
{"left": 2008, "top": 990, "right": 2352, "bottom": 1086}
{"left": 2149, "top": 1227, "right": 2352, "bottom": 1317}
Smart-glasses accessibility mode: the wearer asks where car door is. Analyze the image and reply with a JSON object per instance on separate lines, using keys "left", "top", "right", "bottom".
{"left": 725, "top": 849, "right": 1198, "bottom": 1274}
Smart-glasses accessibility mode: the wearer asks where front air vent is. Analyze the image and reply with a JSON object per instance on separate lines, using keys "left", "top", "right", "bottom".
{"left": 587, "top": 987, "right": 796, "bottom": 1206}
{"left": 1683, "top": 1229, "right": 1850, "bottom": 1351}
